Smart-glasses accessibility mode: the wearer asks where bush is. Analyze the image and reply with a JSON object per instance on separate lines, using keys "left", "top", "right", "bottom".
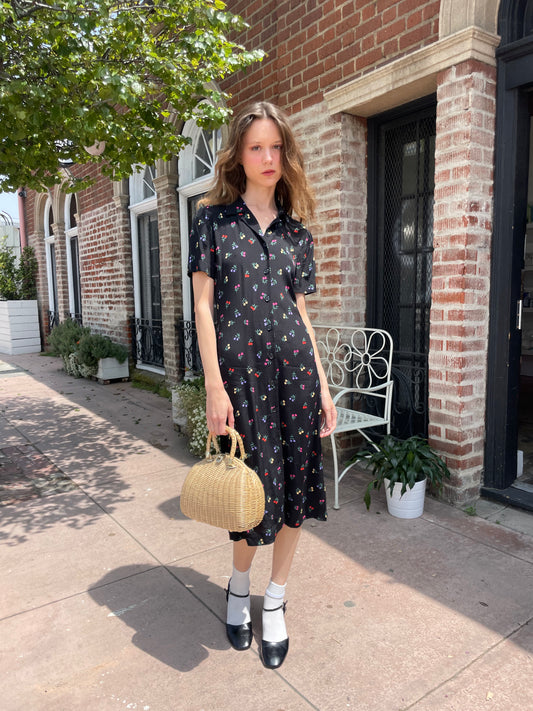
{"left": 48, "top": 318, "right": 89, "bottom": 359}
{"left": 0, "top": 239, "right": 38, "bottom": 300}
{"left": 0, "top": 240, "right": 18, "bottom": 299}
{"left": 77, "top": 333, "right": 129, "bottom": 370}
{"left": 18, "top": 246, "right": 38, "bottom": 300}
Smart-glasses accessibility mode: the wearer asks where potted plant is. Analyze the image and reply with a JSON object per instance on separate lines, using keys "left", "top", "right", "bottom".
{"left": 76, "top": 332, "right": 129, "bottom": 381}
{"left": 48, "top": 319, "right": 129, "bottom": 381}
{"left": 352, "top": 434, "right": 451, "bottom": 519}
{"left": 0, "top": 239, "right": 41, "bottom": 355}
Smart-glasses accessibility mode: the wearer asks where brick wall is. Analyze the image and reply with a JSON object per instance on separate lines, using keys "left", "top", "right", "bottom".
{"left": 226, "top": 0, "right": 440, "bottom": 113}
{"left": 78, "top": 199, "right": 133, "bottom": 346}
{"left": 429, "top": 59, "right": 497, "bottom": 504}
{"left": 292, "top": 104, "right": 367, "bottom": 325}
{"left": 154, "top": 172, "right": 183, "bottom": 382}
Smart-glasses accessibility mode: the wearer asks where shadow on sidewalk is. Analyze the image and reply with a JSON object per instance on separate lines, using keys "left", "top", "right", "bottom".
{"left": 0, "top": 396, "right": 139, "bottom": 544}
{"left": 88, "top": 564, "right": 229, "bottom": 671}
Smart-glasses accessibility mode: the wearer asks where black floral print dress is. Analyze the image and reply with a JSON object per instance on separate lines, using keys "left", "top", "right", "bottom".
{"left": 188, "top": 197, "right": 327, "bottom": 546}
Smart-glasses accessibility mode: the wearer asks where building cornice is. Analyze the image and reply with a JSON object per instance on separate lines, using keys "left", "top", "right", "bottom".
{"left": 324, "top": 26, "right": 501, "bottom": 118}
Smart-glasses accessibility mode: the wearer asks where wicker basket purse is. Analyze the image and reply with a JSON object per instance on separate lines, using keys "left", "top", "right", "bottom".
{"left": 180, "top": 426, "right": 265, "bottom": 532}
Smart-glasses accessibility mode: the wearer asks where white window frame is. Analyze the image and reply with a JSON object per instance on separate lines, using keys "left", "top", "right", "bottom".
{"left": 64, "top": 193, "right": 79, "bottom": 319}
{"left": 129, "top": 165, "right": 164, "bottom": 374}
{"left": 129, "top": 165, "right": 158, "bottom": 323}
{"left": 177, "top": 115, "right": 221, "bottom": 326}
{"left": 44, "top": 198, "right": 56, "bottom": 313}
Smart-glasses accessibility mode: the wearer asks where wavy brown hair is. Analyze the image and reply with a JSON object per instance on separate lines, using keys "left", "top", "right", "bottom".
{"left": 198, "top": 101, "right": 315, "bottom": 224}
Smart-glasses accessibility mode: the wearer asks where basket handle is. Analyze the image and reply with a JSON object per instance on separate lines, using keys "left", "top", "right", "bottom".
{"left": 205, "top": 426, "right": 246, "bottom": 461}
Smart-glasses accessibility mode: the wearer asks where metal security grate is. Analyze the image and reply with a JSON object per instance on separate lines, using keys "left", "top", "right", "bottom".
{"left": 131, "top": 317, "right": 164, "bottom": 368}
{"left": 371, "top": 104, "right": 436, "bottom": 437}
{"left": 176, "top": 319, "right": 202, "bottom": 376}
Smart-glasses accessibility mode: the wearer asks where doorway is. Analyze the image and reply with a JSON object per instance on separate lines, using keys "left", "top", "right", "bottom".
{"left": 368, "top": 97, "right": 436, "bottom": 439}
{"left": 517, "top": 115, "right": 533, "bottom": 492}
{"left": 483, "top": 0, "right": 533, "bottom": 508}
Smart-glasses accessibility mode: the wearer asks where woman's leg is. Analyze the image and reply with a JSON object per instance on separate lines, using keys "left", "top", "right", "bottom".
{"left": 261, "top": 525, "right": 302, "bottom": 669}
{"left": 233, "top": 538, "right": 257, "bottom": 572}
{"left": 271, "top": 525, "right": 302, "bottom": 584}
{"left": 226, "top": 539, "right": 257, "bottom": 651}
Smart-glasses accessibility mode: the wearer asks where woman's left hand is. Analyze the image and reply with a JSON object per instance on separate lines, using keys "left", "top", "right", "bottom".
{"left": 319, "top": 391, "right": 337, "bottom": 438}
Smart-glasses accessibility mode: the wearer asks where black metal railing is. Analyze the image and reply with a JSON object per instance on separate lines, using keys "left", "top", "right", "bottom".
{"left": 176, "top": 319, "right": 202, "bottom": 376}
{"left": 130, "top": 317, "right": 164, "bottom": 368}
{"left": 69, "top": 312, "right": 83, "bottom": 326}
{"left": 48, "top": 310, "right": 60, "bottom": 331}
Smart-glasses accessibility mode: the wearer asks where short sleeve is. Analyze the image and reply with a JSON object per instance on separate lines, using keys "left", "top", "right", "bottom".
{"left": 187, "top": 206, "right": 217, "bottom": 280}
{"left": 293, "top": 228, "right": 317, "bottom": 295}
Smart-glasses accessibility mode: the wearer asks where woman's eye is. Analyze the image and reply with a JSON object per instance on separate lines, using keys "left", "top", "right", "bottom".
{"left": 273, "top": 144, "right": 282, "bottom": 151}
{"left": 251, "top": 145, "right": 261, "bottom": 151}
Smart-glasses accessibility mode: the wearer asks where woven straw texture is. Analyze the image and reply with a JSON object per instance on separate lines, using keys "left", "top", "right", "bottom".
{"left": 180, "top": 426, "right": 265, "bottom": 532}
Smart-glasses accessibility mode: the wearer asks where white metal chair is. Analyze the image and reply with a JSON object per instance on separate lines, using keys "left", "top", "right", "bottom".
{"left": 315, "top": 326, "right": 394, "bottom": 509}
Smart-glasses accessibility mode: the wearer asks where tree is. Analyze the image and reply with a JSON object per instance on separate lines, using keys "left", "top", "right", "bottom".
{"left": 0, "top": 0, "right": 263, "bottom": 192}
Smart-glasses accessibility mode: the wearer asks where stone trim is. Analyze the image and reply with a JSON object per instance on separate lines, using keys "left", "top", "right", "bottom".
{"left": 324, "top": 27, "right": 500, "bottom": 117}
{"left": 439, "top": 0, "right": 500, "bottom": 39}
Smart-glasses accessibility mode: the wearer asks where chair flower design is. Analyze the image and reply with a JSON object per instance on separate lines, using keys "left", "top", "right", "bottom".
{"left": 315, "top": 326, "right": 394, "bottom": 509}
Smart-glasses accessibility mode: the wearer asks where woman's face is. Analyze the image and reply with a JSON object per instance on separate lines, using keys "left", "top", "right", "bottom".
{"left": 240, "top": 118, "right": 283, "bottom": 192}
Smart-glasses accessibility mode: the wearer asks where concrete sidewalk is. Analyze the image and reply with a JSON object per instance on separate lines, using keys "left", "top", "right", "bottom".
{"left": 1, "top": 353, "right": 533, "bottom": 711}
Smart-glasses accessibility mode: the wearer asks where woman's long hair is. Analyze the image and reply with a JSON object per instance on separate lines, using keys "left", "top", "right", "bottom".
{"left": 198, "top": 101, "right": 315, "bottom": 224}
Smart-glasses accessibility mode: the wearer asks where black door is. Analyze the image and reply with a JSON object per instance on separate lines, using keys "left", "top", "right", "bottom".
{"left": 484, "top": 1, "right": 533, "bottom": 502}
{"left": 368, "top": 98, "right": 436, "bottom": 438}
{"left": 69, "top": 235, "right": 82, "bottom": 322}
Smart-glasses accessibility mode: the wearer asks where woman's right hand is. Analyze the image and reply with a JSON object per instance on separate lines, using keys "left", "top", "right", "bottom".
{"left": 206, "top": 384, "right": 234, "bottom": 435}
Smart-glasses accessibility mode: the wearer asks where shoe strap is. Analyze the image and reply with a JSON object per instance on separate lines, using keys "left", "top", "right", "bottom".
{"left": 263, "top": 601, "right": 287, "bottom": 613}
{"left": 226, "top": 587, "right": 250, "bottom": 599}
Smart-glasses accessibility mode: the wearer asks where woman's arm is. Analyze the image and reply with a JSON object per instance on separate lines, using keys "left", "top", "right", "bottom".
{"left": 295, "top": 293, "right": 337, "bottom": 438}
{"left": 192, "top": 271, "right": 234, "bottom": 435}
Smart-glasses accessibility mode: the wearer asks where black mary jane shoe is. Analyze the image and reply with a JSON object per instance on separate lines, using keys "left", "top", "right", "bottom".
{"left": 225, "top": 585, "right": 252, "bottom": 651}
{"left": 260, "top": 602, "right": 289, "bottom": 670}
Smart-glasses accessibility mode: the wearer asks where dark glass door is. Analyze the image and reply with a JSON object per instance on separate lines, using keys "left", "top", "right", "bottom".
{"left": 369, "top": 100, "right": 436, "bottom": 437}
{"left": 137, "top": 211, "right": 163, "bottom": 366}
{"left": 70, "top": 235, "right": 82, "bottom": 321}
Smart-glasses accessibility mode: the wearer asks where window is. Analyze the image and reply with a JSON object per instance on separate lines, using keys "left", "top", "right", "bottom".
{"left": 65, "top": 193, "right": 82, "bottom": 323}
{"left": 44, "top": 198, "right": 59, "bottom": 330}
{"left": 178, "top": 108, "right": 222, "bottom": 373}
{"left": 129, "top": 164, "right": 164, "bottom": 370}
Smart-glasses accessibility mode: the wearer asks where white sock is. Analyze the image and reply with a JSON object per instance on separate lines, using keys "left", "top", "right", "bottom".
{"left": 227, "top": 566, "right": 251, "bottom": 626}
{"left": 262, "top": 580, "right": 287, "bottom": 643}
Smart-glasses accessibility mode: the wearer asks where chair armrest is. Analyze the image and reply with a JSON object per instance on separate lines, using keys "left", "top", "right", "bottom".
{"left": 331, "top": 381, "right": 393, "bottom": 405}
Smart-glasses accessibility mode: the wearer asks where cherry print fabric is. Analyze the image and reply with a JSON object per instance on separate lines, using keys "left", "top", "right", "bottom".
{"left": 188, "top": 197, "right": 327, "bottom": 546}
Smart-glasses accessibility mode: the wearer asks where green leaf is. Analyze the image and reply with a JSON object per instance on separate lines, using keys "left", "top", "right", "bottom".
{"left": 0, "top": 0, "right": 264, "bottom": 191}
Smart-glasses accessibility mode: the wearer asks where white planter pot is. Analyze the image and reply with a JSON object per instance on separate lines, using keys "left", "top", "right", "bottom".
{"left": 0, "top": 300, "right": 41, "bottom": 355}
{"left": 96, "top": 357, "right": 129, "bottom": 381}
{"left": 172, "top": 390, "right": 188, "bottom": 430}
{"left": 385, "top": 477, "right": 426, "bottom": 519}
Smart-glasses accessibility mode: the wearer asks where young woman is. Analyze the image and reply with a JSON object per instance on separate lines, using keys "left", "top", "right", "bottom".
{"left": 188, "top": 101, "right": 337, "bottom": 669}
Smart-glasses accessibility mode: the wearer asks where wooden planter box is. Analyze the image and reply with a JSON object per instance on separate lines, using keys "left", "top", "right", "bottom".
{"left": 96, "top": 357, "right": 129, "bottom": 382}
{"left": 0, "top": 300, "right": 41, "bottom": 355}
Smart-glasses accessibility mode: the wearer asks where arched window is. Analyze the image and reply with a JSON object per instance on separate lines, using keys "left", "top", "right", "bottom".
{"left": 498, "top": 0, "right": 533, "bottom": 43}
{"left": 130, "top": 164, "right": 157, "bottom": 205}
{"left": 44, "top": 198, "right": 59, "bottom": 330}
{"left": 178, "top": 106, "right": 223, "bottom": 373}
{"left": 65, "top": 193, "right": 82, "bottom": 324}
{"left": 179, "top": 121, "right": 221, "bottom": 188}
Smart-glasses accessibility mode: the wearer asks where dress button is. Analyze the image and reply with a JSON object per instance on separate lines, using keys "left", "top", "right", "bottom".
{"left": 264, "top": 267, "right": 270, "bottom": 275}
{"left": 264, "top": 295, "right": 270, "bottom": 302}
